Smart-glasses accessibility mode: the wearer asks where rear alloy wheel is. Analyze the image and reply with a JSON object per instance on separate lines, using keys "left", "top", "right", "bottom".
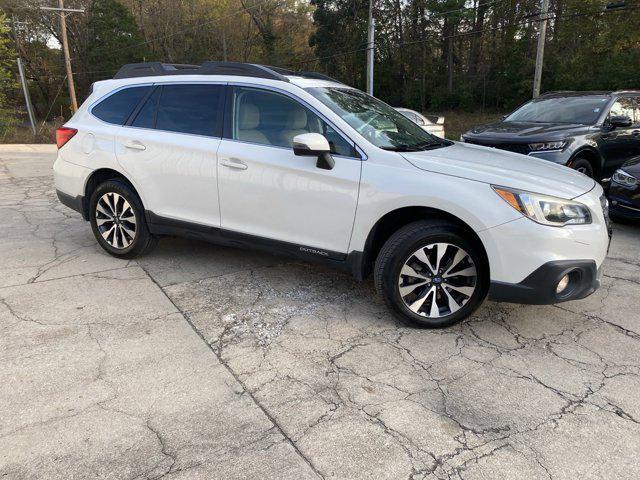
{"left": 375, "top": 220, "right": 488, "bottom": 328}
{"left": 89, "top": 180, "right": 158, "bottom": 259}
{"left": 570, "top": 157, "right": 594, "bottom": 178}
{"left": 95, "top": 192, "right": 137, "bottom": 249}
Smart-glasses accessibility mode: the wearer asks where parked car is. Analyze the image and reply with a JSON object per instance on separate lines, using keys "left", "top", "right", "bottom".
{"left": 461, "top": 91, "right": 640, "bottom": 180}
{"left": 395, "top": 108, "right": 445, "bottom": 138}
{"left": 609, "top": 157, "right": 640, "bottom": 220}
{"left": 54, "top": 61, "right": 610, "bottom": 328}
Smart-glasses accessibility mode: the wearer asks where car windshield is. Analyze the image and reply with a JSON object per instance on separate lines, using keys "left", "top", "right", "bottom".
{"left": 306, "top": 87, "right": 449, "bottom": 151}
{"left": 505, "top": 96, "right": 610, "bottom": 124}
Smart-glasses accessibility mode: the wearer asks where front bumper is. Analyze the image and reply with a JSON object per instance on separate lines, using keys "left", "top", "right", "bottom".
{"left": 489, "top": 260, "right": 602, "bottom": 304}
{"left": 608, "top": 181, "right": 640, "bottom": 219}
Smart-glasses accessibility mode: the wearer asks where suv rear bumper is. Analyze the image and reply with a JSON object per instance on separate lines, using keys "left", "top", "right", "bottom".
{"left": 488, "top": 260, "right": 602, "bottom": 304}
{"left": 56, "top": 189, "right": 87, "bottom": 219}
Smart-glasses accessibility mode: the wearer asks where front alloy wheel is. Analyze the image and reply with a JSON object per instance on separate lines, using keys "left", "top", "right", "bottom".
{"left": 375, "top": 220, "right": 488, "bottom": 328}
{"left": 398, "top": 243, "right": 477, "bottom": 318}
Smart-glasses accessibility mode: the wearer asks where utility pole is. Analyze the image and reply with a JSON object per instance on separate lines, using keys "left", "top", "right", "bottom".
{"left": 532, "top": 0, "right": 549, "bottom": 98}
{"left": 366, "top": 0, "right": 375, "bottom": 96}
{"left": 10, "top": 17, "right": 37, "bottom": 135}
{"left": 40, "top": 1, "right": 85, "bottom": 113}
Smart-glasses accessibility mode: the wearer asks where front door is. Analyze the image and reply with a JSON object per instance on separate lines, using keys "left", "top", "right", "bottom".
{"left": 600, "top": 95, "right": 640, "bottom": 176}
{"left": 217, "top": 86, "right": 361, "bottom": 255}
{"left": 115, "top": 83, "right": 225, "bottom": 226}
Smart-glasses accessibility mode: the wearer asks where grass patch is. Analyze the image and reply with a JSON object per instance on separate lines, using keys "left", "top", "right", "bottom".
{"left": 427, "top": 110, "right": 506, "bottom": 141}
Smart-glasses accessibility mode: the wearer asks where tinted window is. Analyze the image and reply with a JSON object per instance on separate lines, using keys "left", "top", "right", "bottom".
{"left": 92, "top": 86, "right": 151, "bottom": 125}
{"left": 232, "top": 87, "right": 356, "bottom": 157}
{"left": 505, "top": 96, "right": 610, "bottom": 124}
{"left": 131, "top": 87, "right": 160, "bottom": 129}
{"left": 155, "top": 84, "right": 223, "bottom": 136}
{"left": 609, "top": 97, "right": 640, "bottom": 125}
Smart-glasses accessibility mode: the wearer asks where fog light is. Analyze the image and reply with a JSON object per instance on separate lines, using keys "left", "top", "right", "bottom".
{"left": 556, "top": 275, "right": 570, "bottom": 294}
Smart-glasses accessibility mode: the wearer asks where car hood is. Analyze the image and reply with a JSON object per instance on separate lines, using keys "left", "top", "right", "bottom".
{"left": 464, "top": 121, "right": 591, "bottom": 142}
{"left": 401, "top": 142, "right": 595, "bottom": 199}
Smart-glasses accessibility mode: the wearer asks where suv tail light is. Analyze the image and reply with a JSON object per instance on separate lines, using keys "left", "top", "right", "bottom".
{"left": 56, "top": 127, "right": 78, "bottom": 149}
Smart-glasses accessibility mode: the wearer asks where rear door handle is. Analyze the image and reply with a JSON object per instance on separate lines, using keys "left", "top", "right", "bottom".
{"left": 124, "top": 141, "right": 146, "bottom": 151}
{"left": 220, "top": 158, "right": 248, "bottom": 170}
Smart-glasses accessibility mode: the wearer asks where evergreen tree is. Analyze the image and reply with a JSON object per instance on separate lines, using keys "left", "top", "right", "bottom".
{"left": 0, "top": 13, "right": 17, "bottom": 138}
{"left": 85, "top": 0, "right": 152, "bottom": 79}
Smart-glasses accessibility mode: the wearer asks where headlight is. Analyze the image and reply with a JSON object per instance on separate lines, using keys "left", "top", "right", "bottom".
{"left": 492, "top": 186, "right": 591, "bottom": 226}
{"left": 612, "top": 169, "right": 639, "bottom": 187}
{"left": 528, "top": 141, "right": 566, "bottom": 151}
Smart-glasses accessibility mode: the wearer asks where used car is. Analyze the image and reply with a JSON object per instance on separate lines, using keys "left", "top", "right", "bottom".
{"left": 609, "top": 157, "right": 640, "bottom": 220}
{"left": 54, "top": 62, "right": 610, "bottom": 328}
{"left": 461, "top": 91, "right": 640, "bottom": 180}
{"left": 395, "top": 108, "right": 445, "bottom": 138}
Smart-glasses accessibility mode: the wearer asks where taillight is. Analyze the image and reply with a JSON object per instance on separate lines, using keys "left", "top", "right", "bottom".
{"left": 56, "top": 127, "right": 78, "bottom": 149}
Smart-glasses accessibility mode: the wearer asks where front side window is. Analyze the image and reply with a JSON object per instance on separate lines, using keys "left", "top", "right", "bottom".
{"left": 609, "top": 97, "right": 640, "bottom": 125}
{"left": 92, "top": 86, "right": 151, "bottom": 125}
{"left": 306, "top": 87, "right": 448, "bottom": 151}
{"left": 231, "top": 87, "right": 356, "bottom": 157}
{"left": 505, "top": 96, "right": 610, "bottom": 125}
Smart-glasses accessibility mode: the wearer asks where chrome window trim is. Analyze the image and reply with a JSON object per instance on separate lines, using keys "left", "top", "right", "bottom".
{"left": 89, "top": 83, "right": 155, "bottom": 126}
{"left": 89, "top": 81, "right": 228, "bottom": 131}
{"left": 228, "top": 81, "right": 366, "bottom": 160}
{"left": 89, "top": 80, "right": 367, "bottom": 159}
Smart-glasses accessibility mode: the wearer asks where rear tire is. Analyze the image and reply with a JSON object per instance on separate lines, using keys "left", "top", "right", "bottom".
{"left": 570, "top": 157, "right": 594, "bottom": 178}
{"left": 89, "top": 180, "right": 158, "bottom": 259}
{"left": 374, "top": 220, "right": 488, "bottom": 328}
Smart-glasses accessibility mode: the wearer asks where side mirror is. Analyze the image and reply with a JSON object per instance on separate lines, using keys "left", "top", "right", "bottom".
{"left": 610, "top": 115, "right": 633, "bottom": 128}
{"left": 293, "top": 133, "right": 335, "bottom": 170}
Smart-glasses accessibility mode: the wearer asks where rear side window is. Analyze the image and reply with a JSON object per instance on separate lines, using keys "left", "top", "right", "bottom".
{"left": 132, "top": 87, "right": 160, "bottom": 129}
{"left": 154, "top": 84, "right": 224, "bottom": 137}
{"left": 92, "top": 86, "right": 151, "bottom": 125}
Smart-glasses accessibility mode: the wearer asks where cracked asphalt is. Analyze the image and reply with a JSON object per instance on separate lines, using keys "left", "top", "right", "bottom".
{"left": 1, "top": 144, "right": 639, "bottom": 480}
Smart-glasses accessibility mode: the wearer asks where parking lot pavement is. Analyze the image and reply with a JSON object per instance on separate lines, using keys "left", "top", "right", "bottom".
{"left": 1, "top": 145, "right": 639, "bottom": 480}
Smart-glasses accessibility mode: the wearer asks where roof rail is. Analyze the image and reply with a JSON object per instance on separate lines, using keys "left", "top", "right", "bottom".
{"left": 113, "top": 61, "right": 346, "bottom": 85}
{"left": 114, "top": 61, "right": 290, "bottom": 82}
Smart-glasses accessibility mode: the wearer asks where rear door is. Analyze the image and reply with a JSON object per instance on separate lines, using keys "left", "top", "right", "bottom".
{"left": 114, "top": 83, "right": 225, "bottom": 226}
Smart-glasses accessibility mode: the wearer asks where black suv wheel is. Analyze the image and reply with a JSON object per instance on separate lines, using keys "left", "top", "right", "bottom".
{"left": 570, "top": 157, "right": 594, "bottom": 178}
{"left": 89, "top": 180, "right": 158, "bottom": 259}
{"left": 374, "top": 220, "right": 488, "bottom": 328}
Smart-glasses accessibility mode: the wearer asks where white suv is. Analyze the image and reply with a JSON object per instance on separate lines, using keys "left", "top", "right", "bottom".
{"left": 54, "top": 62, "right": 611, "bottom": 327}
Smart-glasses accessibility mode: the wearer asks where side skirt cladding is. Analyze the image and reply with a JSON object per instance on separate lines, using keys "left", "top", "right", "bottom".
{"left": 145, "top": 211, "right": 365, "bottom": 275}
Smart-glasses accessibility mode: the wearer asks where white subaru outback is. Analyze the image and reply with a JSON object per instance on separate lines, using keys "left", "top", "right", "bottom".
{"left": 54, "top": 62, "right": 611, "bottom": 328}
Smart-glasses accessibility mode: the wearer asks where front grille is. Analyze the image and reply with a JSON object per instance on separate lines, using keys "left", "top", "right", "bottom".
{"left": 465, "top": 140, "right": 531, "bottom": 155}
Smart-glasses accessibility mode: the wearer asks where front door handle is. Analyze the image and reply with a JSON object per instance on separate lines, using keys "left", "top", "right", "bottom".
{"left": 220, "top": 158, "right": 248, "bottom": 170}
{"left": 632, "top": 130, "right": 640, "bottom": 136}
{"left": 124, "top": 141, "right": 146, "bottom": 151}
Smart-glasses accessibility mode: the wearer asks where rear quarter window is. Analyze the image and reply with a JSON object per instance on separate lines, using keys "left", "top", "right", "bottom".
{"left": 92, "top": 86, "right": 152, "bottom": 125}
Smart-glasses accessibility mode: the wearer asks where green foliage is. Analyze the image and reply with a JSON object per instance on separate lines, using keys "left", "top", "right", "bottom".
{"left": 311, "top": 0, "right": 640, "bottom": 113}
{"left": 85, "top": 0, "right": 153, "bottom": 79}
{"left": 0, "top": 13, "right": 17, "bottom": 138}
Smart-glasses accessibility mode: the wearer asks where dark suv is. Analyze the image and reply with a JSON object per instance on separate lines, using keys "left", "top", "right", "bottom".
{"left": 461, "top": 91, "right": 640, "bottom": 180}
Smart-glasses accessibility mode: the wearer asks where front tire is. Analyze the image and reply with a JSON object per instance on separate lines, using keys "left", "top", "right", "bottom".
{"left": 374, "top": 220, "right": 488, "bottom": 328}
{"left": 570, "top": 157, "right": 594, "bottom": 178}
{"left": 89, "top": 180, "right": 158, "bottom": 259}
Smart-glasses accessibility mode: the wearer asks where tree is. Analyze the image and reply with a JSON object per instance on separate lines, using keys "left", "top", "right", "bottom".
{"left": 84, "top": 0, "right": 152, "bottom": 84}
{"left": 0, "top": 13, "right": 17, "bottom": 138}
